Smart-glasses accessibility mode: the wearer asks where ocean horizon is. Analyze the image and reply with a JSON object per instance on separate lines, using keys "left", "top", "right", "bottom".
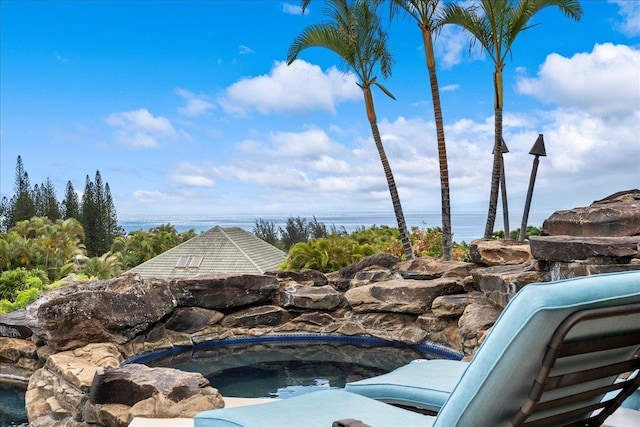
{"left": 118, "top": 210, "right": 551, "bottom": 244}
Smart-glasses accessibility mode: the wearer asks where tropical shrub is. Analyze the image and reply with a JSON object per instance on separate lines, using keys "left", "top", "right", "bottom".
{"left": 0, "top": 268, "right": 48, "bottom": 301}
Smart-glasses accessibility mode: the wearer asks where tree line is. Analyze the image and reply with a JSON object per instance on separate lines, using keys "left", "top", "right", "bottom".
{"left": 0, "top": 155, "right": 120, "bottom": 257}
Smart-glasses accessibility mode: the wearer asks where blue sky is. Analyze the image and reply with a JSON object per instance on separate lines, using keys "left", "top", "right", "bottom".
{"left": 1, "top": 0, "right": 639, "bottom": 229}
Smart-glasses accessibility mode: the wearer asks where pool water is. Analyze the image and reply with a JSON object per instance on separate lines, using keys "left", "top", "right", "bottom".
{"left": 0, "top": 382, "right": 27, "bottom": 426}
{"left": 138, "top": 336, "right": 453, "bottom": 399}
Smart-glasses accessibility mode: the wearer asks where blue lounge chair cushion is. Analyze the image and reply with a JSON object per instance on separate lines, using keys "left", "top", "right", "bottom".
{"left": 194, "top": 389, "right": 434, "bottom": 427}
{"left": 433, "top": 271, "right": 640, "bottom": 426}
{"left": 344, "top": 359, "right": 469, "bottom": 412}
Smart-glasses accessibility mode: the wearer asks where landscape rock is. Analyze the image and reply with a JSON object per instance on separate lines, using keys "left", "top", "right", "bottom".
{"left": 89, "top": 363, "right": 218, "bottom": 406}
{"left": 165, "top": 307, "right": 224, "bottom": 333}
{"left": 0, "top": 309, "right": 33, "bottom": 339}
{"left": 548, "top": 261, "right": 640, "bottom": 281}
{"left": 530, "top": 235, "right": 640, "bottom": 262}
{"left": 26, "top": 276, "right": 176, "bottom": 351}
{"left": 170, "top": 273, "right": 279, "bottom": 309}
{"left": 396, "top": 257, "right": 475, "bottom": 280}
{"left": 338, "top": 253, "right": 400, "bottom": 279}
{"left": 542, "top": 190, "right": 640, "bottom": 237}
{"left": 350, "top": 268, "right": 395, "bottom": 287}
{"left": 279, "top": 284, "right": 343, "bottom": 310}
{"left": 472, "top": 264, "right": 549, "bottom": 308}
{"left": 458, "top": 303, "right": 502, "bottom": 357}
{"left": 272, "top": 269, "right": 329, "bottom": 287}
{"left": 431, "top": 292, "right": 488, "bottom": 318}
{"left": 469, "top": 239, "right": 531, "bottom": 266}
{"left": 345, "top": 278, "right": 464, "bottom": 314}
{"left": 221, "top": 305, "right": 289, "bottom": 328}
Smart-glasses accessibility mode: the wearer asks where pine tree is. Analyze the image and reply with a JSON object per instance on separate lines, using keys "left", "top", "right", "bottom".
{"left": 80, "top": 171, "right": 119, "bottom": 256}
{"left": 62, "top": 181, "right": 80, "bottom": 220}
{"left": 9, "top": 156, "right": 35, "bottom": 227}
{"left": 81, "top": 175, "right": 99, "bottom": 256}
{"left": 104, "top": 183, "right": 121, "bottom": 244}
{"left": 41, "top": 178, "right": 62, "bottom": 221}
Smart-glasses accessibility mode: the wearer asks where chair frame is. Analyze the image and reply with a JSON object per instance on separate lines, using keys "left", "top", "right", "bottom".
{"left": 511, "top": 303, "right": 640, "bottom": 427}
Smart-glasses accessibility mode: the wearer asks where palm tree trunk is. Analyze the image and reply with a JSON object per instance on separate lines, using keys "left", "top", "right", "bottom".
{"left": 363, "top": 87, "right": 415, "bottom": 260}
{"left": 484, "top": 67, "right": 504, "bottom": 239}
{"left": 423, "top": 28, "right": 452, "bottom": 260}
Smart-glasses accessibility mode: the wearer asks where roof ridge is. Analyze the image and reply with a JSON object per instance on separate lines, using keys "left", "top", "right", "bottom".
{"left": 218, "top": 227, "right": 265, "bottom": 274}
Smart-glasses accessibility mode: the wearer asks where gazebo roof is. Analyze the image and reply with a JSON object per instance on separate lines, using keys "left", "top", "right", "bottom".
{"left": 128, "top": 226, "right": 286, "bottom": 278}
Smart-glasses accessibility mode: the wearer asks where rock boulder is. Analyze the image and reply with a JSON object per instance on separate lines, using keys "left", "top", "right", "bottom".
{"left": 542, "top": 190, "right": 640, "bottom": 237}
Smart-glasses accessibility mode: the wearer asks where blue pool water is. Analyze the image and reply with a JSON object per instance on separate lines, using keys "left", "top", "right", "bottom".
{"left": 1, "top": 334, "right": 459, "bottom": 425}
{"left": 133, "top": 334, "right": 459, "bottom": 399}
{"left": 0, "top": 382, "right": 27, "bottom": 426}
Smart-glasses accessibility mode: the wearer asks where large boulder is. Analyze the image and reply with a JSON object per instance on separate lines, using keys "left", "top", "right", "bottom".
{"left": 542, "top": 190, "right": 640, "bottom": 237}
{"left": 221, "top": 305, "right": 290, "bottom": 328}
{"left": 345, "top": 278, "right": 464, "bottom": 314}
{"left": 469, "top": 239, "right": 531, "bottom": 266}
{"left": 165, "top": 307, "right": 224, "bottom": 334}
{"left": 530, "top": 235, "right": 640, "bottom": 262}
{"left": 26, "top": 275, "right": 176, "bottom": 351}
{"left": 89, "top": 363, "right": 221, "bottom": 408}
{"left": 396, "top": 257, "right": 475, "bottom": 279}
{"left": 170, "top": 273, "right": 279, "bottom": 310}
{"left": 0, "top": 309, "right": 33, "bottom": 339}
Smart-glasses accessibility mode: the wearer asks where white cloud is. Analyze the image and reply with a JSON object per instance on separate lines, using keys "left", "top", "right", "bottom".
{"left": 516, "top": 43, "right": 640, "bottom": 118}
{"left": 436, "top": 26, "right": 484, "bottom": 69}
{"left": 610, "top": 0, "right": 640, "bottom": 36}
{"left": 171, "top": 162, "right": 215, "bottom": 187}
{"left": 106, "top": 108, "right": 181, "bottom": 148}
{"left": 283, "top": 3, "right": 304, "bottom": 15}
{"left": 175, "top": 88, "right": 215, "bottom": 117}
{"left": 217, "top": 60, "right": 361, "bottom": 116}
{"left": 239, "top": 45, "right": 254, "bottom": 55}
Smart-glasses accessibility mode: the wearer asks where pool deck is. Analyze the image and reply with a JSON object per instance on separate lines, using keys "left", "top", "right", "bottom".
{"left": 128, "top": 399, "right": 640, "bottom": 427}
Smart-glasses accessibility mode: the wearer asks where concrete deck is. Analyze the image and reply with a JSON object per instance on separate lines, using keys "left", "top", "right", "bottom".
{"left": 128, "top": 400, "right": 640, "bottom": 427}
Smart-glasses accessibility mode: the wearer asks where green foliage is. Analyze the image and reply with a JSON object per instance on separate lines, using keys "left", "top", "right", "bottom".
{"left": 253, "top": 219, "right": 282, "bottom": 249}
{"left": 280, "top": 216, "right": 309, "bottom": 251}
{"left": 0, "top": 299, "right": 16, "bottom": 314}
{"left": 282, "top": 234, "right": 376, "bottom": 273}
{"left": 492, "top": 225, "right": 542, "bottom": 241}
{"left": 0, "top": 267, "right": 48, "bottom": 302}
{"left": 14, "top": 287, "right": 40, "bottom": 309}
{"left": 109, "top": 224, "right": 197, "bottom": 270}
{"left": 281, "top": 224, "right": 470, "bottom": 273}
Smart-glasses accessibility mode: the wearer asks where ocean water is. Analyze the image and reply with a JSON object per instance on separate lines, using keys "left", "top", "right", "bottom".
{"left": 119, "top": 210, "right": 550, "bottom": 244}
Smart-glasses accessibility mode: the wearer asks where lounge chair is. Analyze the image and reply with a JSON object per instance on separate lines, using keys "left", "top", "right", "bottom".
{"left": 194, "top": 270, "right": 640, "bottom": 427}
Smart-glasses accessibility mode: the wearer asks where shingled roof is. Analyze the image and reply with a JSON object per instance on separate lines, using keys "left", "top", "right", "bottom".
{"left": 128, "top": 226, "right": 286, "bottom": 278}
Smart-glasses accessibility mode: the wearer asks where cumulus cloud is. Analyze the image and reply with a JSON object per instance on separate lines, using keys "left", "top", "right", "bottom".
{"left": 175, "top": 88, "right": 215, "bottom": 117}
{"left": 217, "top": 60, "right": 361, "bottom": 116}
{"left": 516, "top": 43, "right": 640, "bottom": 117}
{"left": 106, "top": 108, "right": 182, "bottom": 148}
{"left": 610, "top": 0, "right": 640, "bottom": 36}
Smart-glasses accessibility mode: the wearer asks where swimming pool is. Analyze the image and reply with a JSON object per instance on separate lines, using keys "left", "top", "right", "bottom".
{"left": 131, "top": 334, "right": 460, "bottom": 399}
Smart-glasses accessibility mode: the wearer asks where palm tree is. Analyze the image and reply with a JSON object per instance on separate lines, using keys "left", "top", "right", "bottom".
{"left": 383, "top": 0, "right": 453, "bottom": 258}
{"left": 441, "top": 0, "right": 582, "bottom": 239}
{"left": 290, "top": 0, "right": 415, "bottom": 260}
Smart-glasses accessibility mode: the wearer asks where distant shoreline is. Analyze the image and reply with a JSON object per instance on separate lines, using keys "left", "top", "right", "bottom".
{"left": 118, "top": 210, "right": 551, "bottom": 244}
